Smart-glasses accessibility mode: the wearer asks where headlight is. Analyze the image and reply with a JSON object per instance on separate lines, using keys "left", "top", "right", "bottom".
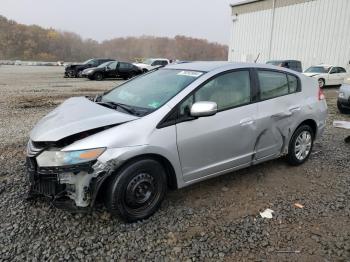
{"left": 36, "top": 148, "right": 106, "bottom": 167}
{"left": 339, "top": 92, "right": 345, "bottom": 98}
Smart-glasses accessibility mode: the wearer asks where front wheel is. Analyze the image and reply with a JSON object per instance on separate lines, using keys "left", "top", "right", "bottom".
{"left": 287, "top": 125, "right": 314, "bottom": 166}
{"left": 94, "top": 72, "right": 104, "bottom": 81}
{"left": 106, "top": 159, "right": 167, "bottom": 222}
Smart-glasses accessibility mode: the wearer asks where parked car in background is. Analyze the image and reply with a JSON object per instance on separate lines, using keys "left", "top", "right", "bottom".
{"left": 266, "top": 60, "right": 303, "bottom": 72}
{"left": 26, "top": 62, "right": 327, "bottom": 222}
{"left": 82, "top": 61, "right": 143, "bottom": 80}
{"left": 64, "top": 58, "right": 115, "bottom": 78}
{"left": 337, "top": 77, "right": 350, "bottom": 113}
{"left": 303, "top": 65, "right": 347, "bottom": 88}
{"left": 133, "top": 58, "right": 170, "bottom": 72}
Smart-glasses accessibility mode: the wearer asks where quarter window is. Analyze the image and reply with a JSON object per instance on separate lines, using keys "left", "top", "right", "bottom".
{"left": 288, "top": 74, "right": 298, "bottom": 93}
{"left": 258, "top": 71, "right": 289, "bottom": 100}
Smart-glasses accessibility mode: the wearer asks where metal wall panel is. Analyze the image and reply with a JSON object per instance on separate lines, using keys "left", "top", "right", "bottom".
{"left": 229, "top": 0, "right": 350, "bottom": 70}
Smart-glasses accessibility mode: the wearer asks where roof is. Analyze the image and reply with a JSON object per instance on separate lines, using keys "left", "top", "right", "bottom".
{"left": 166, "top": 61, "right": 302, "bottom": 75}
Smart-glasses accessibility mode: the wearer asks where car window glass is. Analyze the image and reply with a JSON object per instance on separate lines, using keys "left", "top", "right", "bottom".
{"left": 108, "top": 61, "right": 118, "bottom": 70}
{"left": 119, "top": 62, "right": 128, "bottom": 69}
{"left": 194, "top": 70, "right": 251, "bottom": 111}
{"left": 330, "top": 67, "right": 338, "bottom": 74}
{"left": 338, "top": 67, "right": 346, "bottom": 73}
{"left": 258, "top": 71, "right": 288, "bottom": 100}
{"left": 288, "top": 74, "right": 298, "bottom": 93}
{"left": 178, "top": 95, "right": 194, "bottom": 118}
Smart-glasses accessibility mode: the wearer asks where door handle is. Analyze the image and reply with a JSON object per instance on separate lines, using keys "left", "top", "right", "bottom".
{"left": 272, "top": 111, "right": 292, "bottom": 119}
{"left": 240, "top": 118, "right": 255, "bottom": 126}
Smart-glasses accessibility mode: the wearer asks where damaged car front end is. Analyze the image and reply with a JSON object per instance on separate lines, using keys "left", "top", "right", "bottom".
{"left": 25, "top": 95, "right": 140, "bottom": 210}
{"left": 27, "top": 141, "right": 107, "bottom": 209}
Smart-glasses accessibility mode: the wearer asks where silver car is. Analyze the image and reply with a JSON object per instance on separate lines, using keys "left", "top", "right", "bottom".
{"left": 26, "top": 62, "right": 328, "bottom": 222}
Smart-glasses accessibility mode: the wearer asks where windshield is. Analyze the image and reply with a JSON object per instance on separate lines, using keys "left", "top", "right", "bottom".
{"left": 142, "top": 59, "right": 154, "bottom": 65}
{"left": 102, "top": 69, "right": 204, "bottom": 112}
{"left": 83, "top": 59, "right": 94, "bottom": 65}
{"left": 305, "top": 66, "right": 330, "bottom": 73}
{"left": 98, "top": 61, "right": 112, "bottom": 68}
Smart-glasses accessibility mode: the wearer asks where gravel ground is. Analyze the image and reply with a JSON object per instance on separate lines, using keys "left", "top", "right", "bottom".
{"left": 0, "top": 65, "right": 349, "bottom": 261}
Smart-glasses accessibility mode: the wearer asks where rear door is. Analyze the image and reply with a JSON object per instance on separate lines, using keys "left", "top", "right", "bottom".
{"left": 117, "top": 62, "right": 131, "bottom": 78}
{"left": 254, "top": 69, "right": 301, "bottom": 161}
{"left": 337, "top": 67, "right": 347, "bottom": 84}
{"left": 175, "top": 69, "right": 258, "bottom": 182}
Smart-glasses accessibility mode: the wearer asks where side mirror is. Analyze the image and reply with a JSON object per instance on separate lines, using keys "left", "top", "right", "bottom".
{"left": 190, "top": 101, "right": 217, "bottom": 117}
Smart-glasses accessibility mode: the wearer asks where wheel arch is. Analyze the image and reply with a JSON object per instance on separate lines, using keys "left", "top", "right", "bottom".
{"left": 293, "top": 119, "right": 318, "bottom": 137}
{"left": 95, "top": 153, "right": 178, "bottom": 203}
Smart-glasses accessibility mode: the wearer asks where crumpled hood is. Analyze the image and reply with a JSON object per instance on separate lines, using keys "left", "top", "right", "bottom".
{"left": 30, "top": 97, "right": 138, "bottom": 142}
{"left": 303, "top": 72, "right": 321, "bottom": 77}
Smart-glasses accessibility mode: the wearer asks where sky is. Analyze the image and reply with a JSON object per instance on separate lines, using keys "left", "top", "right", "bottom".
{"left": 1, "top": 0, "right": 241, "bottom": 45}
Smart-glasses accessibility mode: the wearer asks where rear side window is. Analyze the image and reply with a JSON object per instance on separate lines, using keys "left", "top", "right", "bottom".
{"left": 338, "top": 67, "right": 346, "bottom": 73}
{"left": 288, "top": 75, "right": 298, "bottom": 93}
{"left": 119, "top": 62, "right": 129, "bottom": 69}
{"left": 258, "top": 71, "right": 288, "bottom": 100}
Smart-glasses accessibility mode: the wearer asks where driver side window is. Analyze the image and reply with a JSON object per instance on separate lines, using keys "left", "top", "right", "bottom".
{"left": 178, "top": 70, "right": 251, "bottom": 118}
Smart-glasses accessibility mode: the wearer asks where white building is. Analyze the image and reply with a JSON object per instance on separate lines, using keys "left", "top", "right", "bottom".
{"left": 228, "top": 0, "right": 350, "bottom": 71}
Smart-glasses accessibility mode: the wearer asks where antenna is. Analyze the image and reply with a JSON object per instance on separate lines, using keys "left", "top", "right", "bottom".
{"left": 254, "top": 53, "right": 260, "bottom": 63}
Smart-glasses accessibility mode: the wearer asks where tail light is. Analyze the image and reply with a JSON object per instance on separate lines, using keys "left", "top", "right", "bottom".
{"left": 318, "top": 87, "right": 325, "bottom": 100}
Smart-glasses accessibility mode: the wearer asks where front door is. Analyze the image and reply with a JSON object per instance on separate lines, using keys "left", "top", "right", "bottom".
{"left": 106, "top": 61, "right": 118, "bottom": 78}
{"left": 175, "top": 70, "right": 258, "bottom": 182}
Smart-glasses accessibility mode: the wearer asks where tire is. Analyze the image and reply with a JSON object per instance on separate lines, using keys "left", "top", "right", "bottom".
{"left": 337, "top": 101, "right": 350, "bottom": 114}
{"left": 287, "top": 125, "right": 314, "bottom": 166}
{"left": 142, "top": 69, "right": 148, "bottom": 73}
{"left": 67, "top": 70, "right": 76, "bottom": 78}
{"left": 106, "top": 159, "right": 167, "bottom": 222}
{"left": 94, "top": 72, "right": 104, "bottom": 81}
{"left": 318, "top": 78, "right": 325, "bottom": 88}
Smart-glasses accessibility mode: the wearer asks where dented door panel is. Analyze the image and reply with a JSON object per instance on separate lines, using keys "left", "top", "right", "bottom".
{"left": 254, "top": 94, "right": 300, "bottom": 161}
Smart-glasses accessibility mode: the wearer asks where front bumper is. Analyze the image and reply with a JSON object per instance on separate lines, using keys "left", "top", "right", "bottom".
{"left": 26, "top": 146, "right": 111, "bottom": 210}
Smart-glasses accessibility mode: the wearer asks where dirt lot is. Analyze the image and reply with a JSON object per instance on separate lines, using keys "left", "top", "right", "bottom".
{"left": 0, "top": 65, "right": 349, "bottom": 261}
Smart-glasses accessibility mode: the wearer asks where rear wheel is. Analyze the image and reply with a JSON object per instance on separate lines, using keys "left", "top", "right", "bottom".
{"left": 337, "top": 101, "right": 350, "bottom": 114}
{"left": 287, "top": 125, "right": 314, "bottom": 166}
{"left": 94, "top": 72, "right": 104, "bottom": 81}
{"left": 106, "top": 159, "right": 167, "bottom": 222}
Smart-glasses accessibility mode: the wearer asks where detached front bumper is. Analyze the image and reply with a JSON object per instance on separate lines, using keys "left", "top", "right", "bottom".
{"left": 26, "top": 149, "right": 110, "bottom": 210}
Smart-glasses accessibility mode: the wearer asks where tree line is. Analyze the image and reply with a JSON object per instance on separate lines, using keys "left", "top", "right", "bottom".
{"left": 0, "top": 15, "right": 228, "bottom": 62}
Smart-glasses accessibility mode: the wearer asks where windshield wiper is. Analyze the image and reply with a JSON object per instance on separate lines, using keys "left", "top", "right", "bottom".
{"left": 97, "top": 101, "right": 138, "bottom": 116}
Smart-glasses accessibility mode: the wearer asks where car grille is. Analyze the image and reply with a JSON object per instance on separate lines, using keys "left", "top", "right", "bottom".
{"left": 26, "top": 156, "right": 65, "bottom": 197}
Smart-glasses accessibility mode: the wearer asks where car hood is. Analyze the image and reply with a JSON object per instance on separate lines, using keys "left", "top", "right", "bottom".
{"left": 30, "top": 97, "right": 139, "bottom": 142}
{"left": 303, "top": 72, "right": 321, "bottom": 77}
{"left": 133, "top": 63, "right": 150, "bottom": 68}
{"left": 82, "top": 67, "right": 98, "bottom": 73}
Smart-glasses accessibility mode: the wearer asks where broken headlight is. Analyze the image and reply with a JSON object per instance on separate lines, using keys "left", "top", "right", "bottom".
{"left": 36, "top": 148, "right": 106, "bottom": 167}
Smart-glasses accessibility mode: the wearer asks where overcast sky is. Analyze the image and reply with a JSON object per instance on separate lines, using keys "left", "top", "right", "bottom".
{"left": 1, "top": 0, "right": 241, "bottom": 45}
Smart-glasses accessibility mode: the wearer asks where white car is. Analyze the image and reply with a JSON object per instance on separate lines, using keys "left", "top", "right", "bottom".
{"left": 303, "top": 65, "right": 347, "bottom": 87}
{"left": 134, "top": 58, "right": 170, "bottom": 72}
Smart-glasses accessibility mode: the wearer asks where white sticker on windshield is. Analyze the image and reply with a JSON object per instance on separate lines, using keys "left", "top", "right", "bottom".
{"left": 177, "top": 71, "right": 203, "bottom": 77}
